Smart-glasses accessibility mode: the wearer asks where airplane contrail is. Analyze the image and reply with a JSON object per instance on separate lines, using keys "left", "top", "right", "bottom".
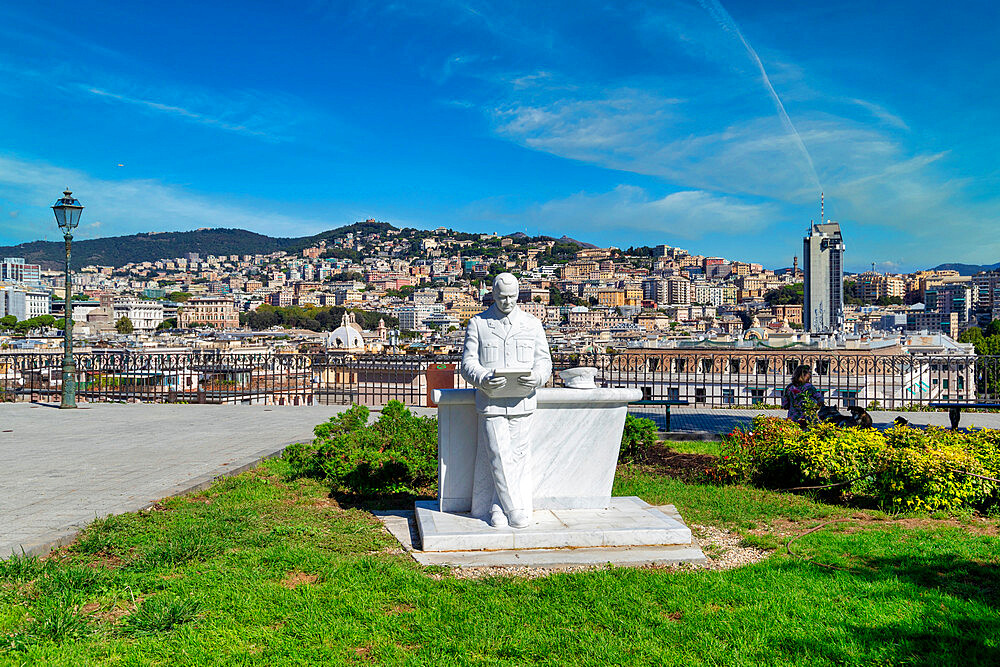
{"left": 697, "top": 0, "right": 822, "bottom": 192}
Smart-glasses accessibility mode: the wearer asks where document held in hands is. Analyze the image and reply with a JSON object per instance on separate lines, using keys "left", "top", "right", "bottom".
{"left": 485, "top": 369, "right": 535, "bottom": 398}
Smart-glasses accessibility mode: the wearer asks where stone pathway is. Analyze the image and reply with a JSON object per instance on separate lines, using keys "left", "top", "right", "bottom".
{"left": 0, "top": 403, "right": 346, "bottom": 559}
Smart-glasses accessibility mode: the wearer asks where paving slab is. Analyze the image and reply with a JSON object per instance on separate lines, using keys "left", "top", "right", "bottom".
{"left": 379, "top": 504, "right": 707, "bottom": 568}
{"left": 0, "top": 403, "right": 346, "bottom": 559}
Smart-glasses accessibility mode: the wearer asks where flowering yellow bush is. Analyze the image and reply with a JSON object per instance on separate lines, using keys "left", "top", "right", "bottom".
{"left": 715, "top": 416, "right": 1000, "bottom": 513}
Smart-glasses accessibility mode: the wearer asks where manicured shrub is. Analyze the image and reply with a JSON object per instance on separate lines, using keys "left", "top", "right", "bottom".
{"left": 288, "top": 404, "right": 667, "bottom": 494}
{"left": 284, "top": 401, "right": 437, "bottom": 496}
{"left": 620, "top": 415, "right": 658, "bottom": 462}
{"left": 715, "top": 415, "right": 1000, "bottom": 512}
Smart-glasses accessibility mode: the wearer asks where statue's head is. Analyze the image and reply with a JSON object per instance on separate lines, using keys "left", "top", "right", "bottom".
{"left": 492, "top": 273, "right": 519, "bottom": 315}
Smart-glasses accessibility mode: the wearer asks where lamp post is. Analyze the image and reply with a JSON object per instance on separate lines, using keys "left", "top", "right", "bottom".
{"left": 52, "top": 189, "right": 83, "bottom": 409}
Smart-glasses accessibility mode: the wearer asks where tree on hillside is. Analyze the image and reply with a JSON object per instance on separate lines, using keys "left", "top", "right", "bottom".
{"left": 384, "top": 286, "right": 416, "bottom": 299}
{"left": 168, "top": 291, "right": 192, "bottom": 302}
{"left": 0, "top": 315, "right": 15, "bottom": 329}
{"left": 115, "top": 316, "right": 134, "bottom": 334}
{"left": 959, "top": 322, "right": 1000, "bottom": 355}
{"left": 764, "top": 284, "right": 804, "bottom": 305}
{"left": 242, "top": 305, "right": 397, "bottom": 332}
{"left": 12, "top": 315, "right": 55, "bottom": 334}
{"left": 842, "top": 280, "right": 867, "bottom": 305}
{"left": 625, "top": 246, "right": 656, "bottom": 257}
{"left": 959, "top": 326, "right": 983, "bottom": 345}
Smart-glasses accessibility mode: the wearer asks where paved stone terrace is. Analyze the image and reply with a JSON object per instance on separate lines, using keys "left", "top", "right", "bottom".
{"left": 4, "top": 402, "right": 999, "bottom": 560}
{"left": 0, "top": 403, "right": 348, "bottom": 559}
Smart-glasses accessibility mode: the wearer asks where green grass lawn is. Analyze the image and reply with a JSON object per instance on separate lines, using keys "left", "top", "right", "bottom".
{"left": 659, "top": 439, "right": 722, "bottom": 457}
{"left": 2, "top": 449, "right": 999, "bottom": 666}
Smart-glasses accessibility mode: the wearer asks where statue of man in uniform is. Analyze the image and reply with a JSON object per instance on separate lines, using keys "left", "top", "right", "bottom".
{"left": 460, "top": 273, "right": 551, "bottom": 528}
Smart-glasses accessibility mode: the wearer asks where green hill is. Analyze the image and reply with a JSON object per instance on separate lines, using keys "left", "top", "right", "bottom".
{"left": 0, "top": 222, "right": 397, "bottom": 270}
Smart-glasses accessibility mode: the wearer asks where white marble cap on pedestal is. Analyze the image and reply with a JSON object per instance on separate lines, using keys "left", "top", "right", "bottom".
{"left": 432, "top": 387, "right": 642, "bottom": 513}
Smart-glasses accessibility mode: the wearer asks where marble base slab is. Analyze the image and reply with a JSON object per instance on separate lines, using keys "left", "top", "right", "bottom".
{"left": 414, "top": 496, "right": 693, "bottom": 552}
{"left": 411, "top": 544, "right": 707, "bottom": 568}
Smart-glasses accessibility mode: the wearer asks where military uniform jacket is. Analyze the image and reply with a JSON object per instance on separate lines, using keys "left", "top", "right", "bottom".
{"left": 460, "top": 304, "right": 552, "bottom": 415}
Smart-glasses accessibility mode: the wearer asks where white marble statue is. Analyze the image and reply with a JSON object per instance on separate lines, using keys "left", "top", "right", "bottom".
{"left": 460, "top": 273, "right": 552, "bottom": 528}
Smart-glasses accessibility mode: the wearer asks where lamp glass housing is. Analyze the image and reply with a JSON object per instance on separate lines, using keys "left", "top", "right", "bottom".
{"left": 52, "top": 189, "right": 83, "bottom": 230}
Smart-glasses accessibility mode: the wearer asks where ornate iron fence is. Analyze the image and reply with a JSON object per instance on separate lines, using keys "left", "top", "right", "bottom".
{"left": 0, "top": 350, "right": 995, "bottom": 409}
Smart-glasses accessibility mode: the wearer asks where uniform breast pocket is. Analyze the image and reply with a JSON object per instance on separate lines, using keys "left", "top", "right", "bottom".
{"left": 482, "top": 343, "right": 499, "bottom": 363}
{"left": 516, "top": 340, "right": 534, "bottom": 363}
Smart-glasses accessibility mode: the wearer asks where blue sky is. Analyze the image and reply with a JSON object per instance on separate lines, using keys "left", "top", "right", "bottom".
{"left": 0, "top": 0, "right": 997, "bottom": 271}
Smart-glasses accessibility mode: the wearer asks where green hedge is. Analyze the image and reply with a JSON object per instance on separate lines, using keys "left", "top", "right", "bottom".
{"left": 285, "top": 405, "right": 660, "bottom": 496}
{"left": 283, "top": 401, "right": 437, "bottom": 496}
{"left": 621, "top": 414, "right": 658, "bottom": 462}
{"left": 713, "top": 416, "right": 1000, "bottom": 512}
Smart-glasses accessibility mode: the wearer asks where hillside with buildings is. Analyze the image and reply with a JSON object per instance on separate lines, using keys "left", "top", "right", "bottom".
{"left": 4, "top": 215, "right": 997, "bottom": 408}
{"left": 1, "top": 216, "right": 991, "bottom": 350}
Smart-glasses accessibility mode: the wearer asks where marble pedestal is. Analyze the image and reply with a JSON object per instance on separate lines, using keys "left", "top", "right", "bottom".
{"left": 415, "top": 496, "right": 693, "bottom": 551}
{"left": 402, "top": 386, "right": 705, "bottom": 567}
{"left": 433, "top": 387, "right": 643, "bottom": 513}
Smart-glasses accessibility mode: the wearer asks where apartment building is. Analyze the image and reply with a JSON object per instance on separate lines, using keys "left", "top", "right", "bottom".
{"left": 906, "top": 311, "right": 959, "bottom": 339}
{"left": 666, "top": 276, "right": 691, "bottom": 305}
{"left": 771, "top": 304, "right": 803, "bottom": 326}
{"left": 0, "top": 257, "right": 41, "bottom": 284}
{"left": 972, "top": 271, "right": 1000, "bottom": 318}
{"left": 567, "top": 307, "right": 605, "bottom": 329}
{"left": 856, "top": 272, "right": 905, "bottom": 301}
{"left": 177, "top": 296, "right": 239, "bottom": 329}
{"left": 0, "top": 287, "right": 50, "bottom": 320}
{"left": 112, "top": 299, "right": 165, "bottom": 331}
{"left": 597, "top": 288, "right": 626, "bottom": 308}
{"left": 925, "top": 283, "right": 973, "bottom": 326}
{"left": 398, "top": 304, "right": 443, "bottom": 330}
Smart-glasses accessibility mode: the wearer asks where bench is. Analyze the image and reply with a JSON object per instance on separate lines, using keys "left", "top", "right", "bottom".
{"left": 927, "top": 402, "right": 1000, "bottom": 430}
{"left": 629, "top": 399, "right": 690, "bottom": 432}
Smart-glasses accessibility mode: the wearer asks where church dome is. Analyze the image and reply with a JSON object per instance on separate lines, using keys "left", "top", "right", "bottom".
{"left": 327, "top": 312, "right": 366, "bottom": 350}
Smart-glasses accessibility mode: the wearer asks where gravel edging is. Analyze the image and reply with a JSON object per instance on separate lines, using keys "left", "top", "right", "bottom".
{"left": 433, "top": 522, "right": 769, "bottom": 580}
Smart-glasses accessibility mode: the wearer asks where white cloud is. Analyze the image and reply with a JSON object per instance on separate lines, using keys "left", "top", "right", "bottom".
{"left": 430, "top": 1, "right": 998, "bottom": 266}
{"left": 849, "top": 98, "right": 909, "bottom": 131}
{"left": 492, "top": 87, "right": 684, "bottom": 157}
{"left": 481, "top": 67, "right": 1000, "bottom": 263}
{"left": 0, "top": 154, "right": 331, "bottom": 243}
{"left": 0, "top": 56, "right": 313, "bottom": 143}
{"left": 874, "top": 260, "right": 906, "bottom": 273}
{"left": 77, "top": 81, "right": 312, "bottom": 143}
{"left": 471, "top": 185, "right": 779, "bottom": 241}
{"left": 83, "top": 87, "right": 273, "bottom": 139}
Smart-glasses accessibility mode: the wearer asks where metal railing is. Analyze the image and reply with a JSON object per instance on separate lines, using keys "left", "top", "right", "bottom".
{"left": 1, "top": 350, "right": 996, "bottom": 409}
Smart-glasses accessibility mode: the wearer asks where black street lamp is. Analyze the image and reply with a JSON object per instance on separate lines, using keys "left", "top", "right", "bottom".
{"left": 52, "top": 189, "right": 83, "bottom": 409}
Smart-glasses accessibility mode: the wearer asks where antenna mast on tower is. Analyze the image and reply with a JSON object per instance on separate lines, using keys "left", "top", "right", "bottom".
{"left": 820, "top": 192, "right": 824, "bottom": 222}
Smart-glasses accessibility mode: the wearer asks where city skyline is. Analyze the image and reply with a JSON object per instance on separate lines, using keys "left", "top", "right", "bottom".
{"left": 0, "top": 1, "right": 997, "bottom": 272}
